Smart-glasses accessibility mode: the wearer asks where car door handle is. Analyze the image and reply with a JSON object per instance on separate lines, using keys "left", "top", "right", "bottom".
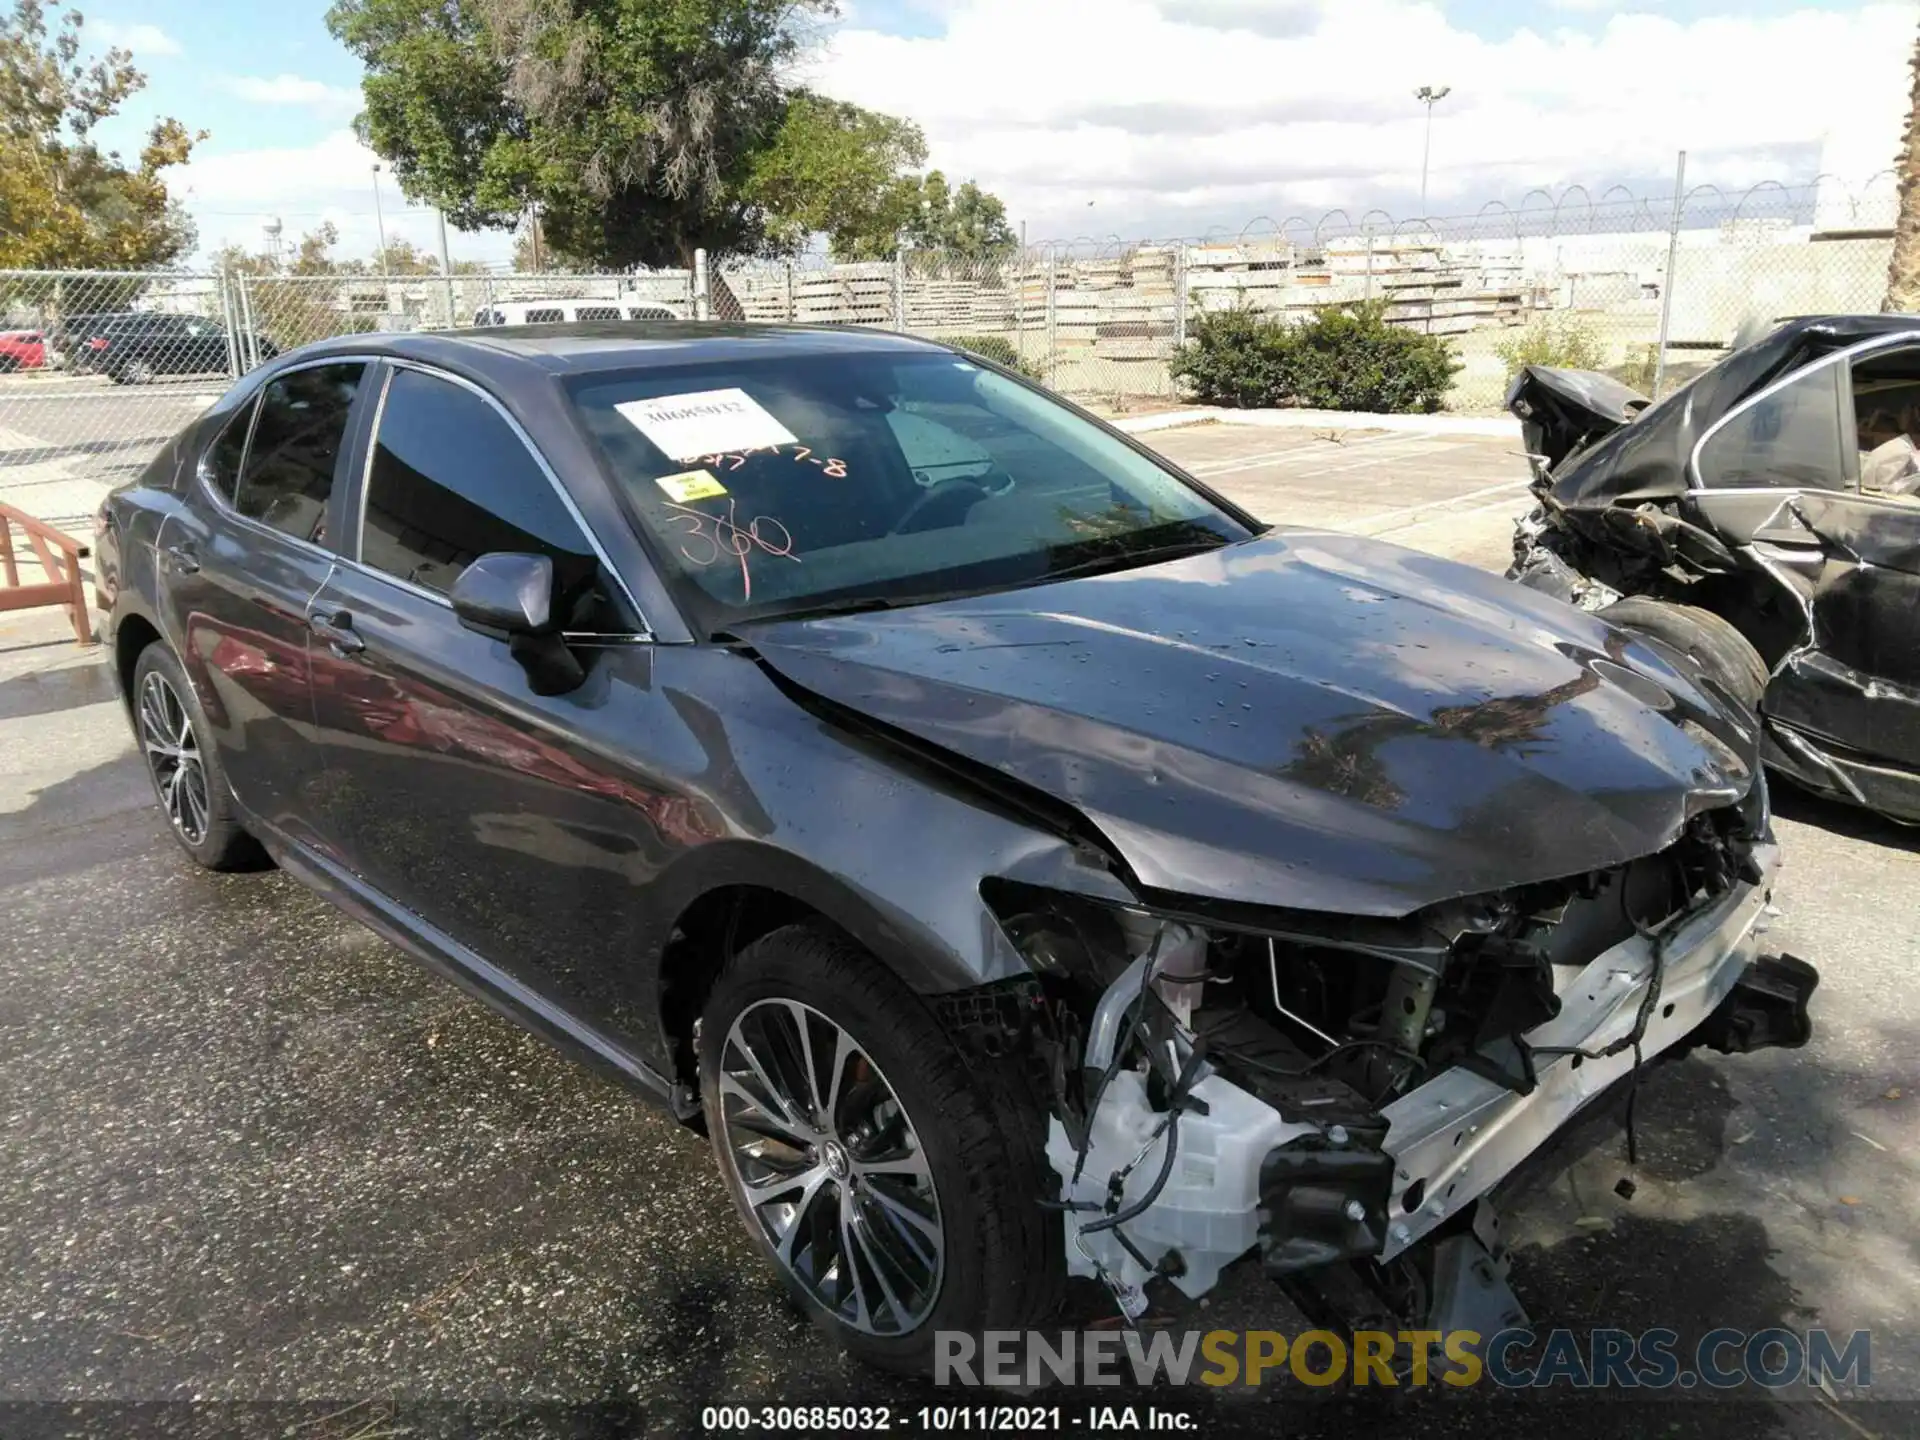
{"left": 308, "top": 610, "right": 365, "bottom": 655}
{"left": 162, "top": 542, "right": 199, "bottom": 575}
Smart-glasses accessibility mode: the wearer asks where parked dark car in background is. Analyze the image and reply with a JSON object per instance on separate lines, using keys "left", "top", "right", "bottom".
{"left": 96, "top": 322, "right": 1817, "bottom": 1372}
{"left": 1509, "top": 314, "right": 1920, "bottom": 825}
{"left": 47, "top": 312, "right": 127, "bottom": 372}
{"left": 81, "top": 312, "right": 276, "bottom": 384}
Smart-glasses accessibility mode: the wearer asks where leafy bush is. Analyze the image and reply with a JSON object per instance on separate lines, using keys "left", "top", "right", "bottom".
{"left": 933, "top": 333, "right": 1041, "bottom": 380}
{"left": 1494, "top": 313, "right": 1608, "bottom": 378}
{"left": 1617, "top": 343, "right": 1659, "bottom": 394}
{"left": 1281, "top": 301, "right": 1459, "bottom": 413}
{"left": 1171, "top": 299, "right": 1459, "bottom": 414}
{"left": 1167, "top": 304, "right": 1292, "bottom": 408}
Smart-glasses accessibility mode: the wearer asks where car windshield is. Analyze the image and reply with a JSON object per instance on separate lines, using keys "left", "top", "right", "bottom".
{"left": 569, "top": 350, "right": 1252, "bottom": 628}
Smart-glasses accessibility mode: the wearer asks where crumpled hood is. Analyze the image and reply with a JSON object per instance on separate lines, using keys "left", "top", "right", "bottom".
{"left": 744, "top": 532, "right": 1759, "bottom": 917}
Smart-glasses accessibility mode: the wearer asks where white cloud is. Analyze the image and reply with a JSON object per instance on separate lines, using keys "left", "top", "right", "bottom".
{"left": 222, "top": 74, "right": 362, "bottom": 116}
{"left": 174, "top": 131, "right": 515, "bottom": 268}
{"left": 88, "top": 20, "right": 182, "bottom": 57}
{"left": 810, "top": 0, "right": 1913, "bottom": 236}
{"left": 172, "top": 0, "right": 1909, "bottom": 268}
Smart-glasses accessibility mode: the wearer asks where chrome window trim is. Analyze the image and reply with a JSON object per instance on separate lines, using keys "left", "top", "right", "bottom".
{"left": 1686, "top": 331, "right": 1918, "bottom": 496}
{"left": 194, "top": 353, "right": 382, "bottom": 562}
{"left": 349, "top": 357, "right": 654, "bottom": 641}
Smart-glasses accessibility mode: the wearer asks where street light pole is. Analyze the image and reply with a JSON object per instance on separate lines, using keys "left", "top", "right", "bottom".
{"left": 370, "top": 164, "right": 390, "bottom": 271}
{"left": 435, "top": 207, "right": 457, "bottom": 329}
{"left": 371, "top": 163, "right": 395, "bottom": 326}
{"left": 1415, "top": 85, "right": 1451, "bottom": 217}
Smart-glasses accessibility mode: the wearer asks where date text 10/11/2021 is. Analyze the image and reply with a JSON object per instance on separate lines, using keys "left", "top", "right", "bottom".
{"left": 700, "top": 1406, "right": 1197, "bottom": 1432}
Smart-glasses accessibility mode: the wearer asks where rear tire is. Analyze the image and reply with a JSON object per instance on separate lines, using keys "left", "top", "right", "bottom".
{"left": 698, "top": 923, "right": 1059, "bottom": 1373}
{"left": 1600, "top": 596, "right": 1769, "bottom": 710}
{"left": 130, "top": 642, "right": 264, "bottom": 871}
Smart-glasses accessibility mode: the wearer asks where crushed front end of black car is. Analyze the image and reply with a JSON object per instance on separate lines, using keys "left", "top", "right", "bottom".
{"left": 1505, "top": 319, "right": 1920, "bottom": 823}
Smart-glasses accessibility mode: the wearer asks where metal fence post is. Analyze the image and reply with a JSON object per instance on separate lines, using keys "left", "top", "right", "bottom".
{"left": 236, "top": 273, "right": 260, "bottom": 371}
{"left": 1174, "top": 242, "right": 1188, "bottom": 349}
{"left": 1014, "top": 224, "right": 1026, "bottom": 366}
{"left": 1653, "top": 149, "right": 1687, "bottom": 400}
{"left": 1046, "top": 247, "right": 1058, "bottom": 387}
{"left": 785, "top": 259, "right": 795, "bottom": 323}
{"left": 217, "top": 266, "right": 241, "bottom": 379}
{"left": 893, "top": 249, "right": 907, "bottom": 331}
{"left": 1363, "top": 223, "right": 1375, "bottom": 301}
{"left": 435, "top": 207, "right": 457, "bottom": 328}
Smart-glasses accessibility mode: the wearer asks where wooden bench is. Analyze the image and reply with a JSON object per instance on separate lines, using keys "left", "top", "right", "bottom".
{"left": 0, "top": 502, "right": 97, "bottom": 646}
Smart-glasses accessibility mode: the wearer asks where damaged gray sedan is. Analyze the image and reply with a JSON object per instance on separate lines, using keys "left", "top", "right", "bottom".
{"left": 1509, "top": 314, "right": 1920, "bottom": 823}
{"left": 99, "top": 323, "right": 1818, "bottom": 1375}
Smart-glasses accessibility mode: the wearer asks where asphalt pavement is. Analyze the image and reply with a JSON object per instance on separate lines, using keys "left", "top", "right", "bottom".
{"left": 1, "top": 419, "right": 1916, "bottom": 1439}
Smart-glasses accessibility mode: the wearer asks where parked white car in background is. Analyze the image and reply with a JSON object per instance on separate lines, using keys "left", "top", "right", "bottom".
{"left": 471, "top": 299, "right": 678, "bottom": 326}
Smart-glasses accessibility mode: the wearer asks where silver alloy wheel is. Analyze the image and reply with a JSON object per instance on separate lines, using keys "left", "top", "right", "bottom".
{"left": 138, "top": 670, "right": 209, "bottom": 845}
{"left": 717, "top": 998, "right": 944, "bottom": 1336}
{"left": 126, "top": 359, "right": 154, "bottom": 384}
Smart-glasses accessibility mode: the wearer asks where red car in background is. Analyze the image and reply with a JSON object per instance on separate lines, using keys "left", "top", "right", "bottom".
{"left": 0, "top": 330, "right": 48, "bottom": 372}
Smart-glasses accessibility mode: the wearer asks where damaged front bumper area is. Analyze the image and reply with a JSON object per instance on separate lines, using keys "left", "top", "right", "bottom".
{"left": 998, "top": 813, "right": 1816, "bottom": 1325}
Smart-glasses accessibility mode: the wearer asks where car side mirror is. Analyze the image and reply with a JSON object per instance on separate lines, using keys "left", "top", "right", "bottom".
{"left": 451, "top": 551, "right": 556, "bottom": 637}
{"left": 449, "top": 551, "right": 586, "bottom": 696}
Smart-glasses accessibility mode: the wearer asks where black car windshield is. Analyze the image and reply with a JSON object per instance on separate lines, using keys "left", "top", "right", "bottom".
{"left": 569, "top": 350, "right": 1251, "bottom": 627}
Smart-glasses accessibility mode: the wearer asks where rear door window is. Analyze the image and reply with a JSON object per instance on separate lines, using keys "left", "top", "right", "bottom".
{"left": 575, "top": 306, "right": 622, "bottom": 321}
{"left": 524, "top": 308, "right": 565, "bottom": 324}
{"left": 200, "top": 404, "right": 255, "bottom": 504}
{"left": 232, "top": 362, "right": 367, "bottom": 543}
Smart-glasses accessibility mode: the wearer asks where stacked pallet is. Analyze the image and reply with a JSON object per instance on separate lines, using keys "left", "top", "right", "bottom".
{"left": 1042, "top": 248, "right": 1181, "bottom": 360}
{"left": 728, "top": 268, "right": 797, "bottom": 322}
{"left": 902, "top": 278, "right": 1014, "bottom": 331}
{"left": 1185, "top": 236, "right": 1527, "bottom": 334}
{"left": 793, "top": 263, "right": 893, "bottom": 326}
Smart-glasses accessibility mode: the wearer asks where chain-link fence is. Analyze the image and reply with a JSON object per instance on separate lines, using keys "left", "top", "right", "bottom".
{"left": 0, "top": 267, "right": 694, "bottom": 534}
{"left": 0, "top": 176, "right": 1903, "bottom": 535}
{"left": 712, "top": 175, "right": 1900, "bottom": 411}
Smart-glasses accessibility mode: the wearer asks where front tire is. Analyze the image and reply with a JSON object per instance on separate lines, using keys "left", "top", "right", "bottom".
{"left": 131, "top": 642, "right": 263, "bottom": 870}
{"left": 698, "top": 924, "right": 1059, "bottom": 1372}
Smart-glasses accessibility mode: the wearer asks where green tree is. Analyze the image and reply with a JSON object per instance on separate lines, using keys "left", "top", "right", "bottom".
{"left": 370, "top": 236, "right": 439, "bottom": 275}
{"left": 327, "top": 0, "right": 1013, "bottom": 269}
{"left": 906, "top": 171, "right": 1014, "bottom": 258}
{"left": 1886, "top": 16, "right": 1920, "bottom": 312}
{"left": 210, "top": 223, "right": 371, "bottom": 349}
{"left": 0, "top": 0, "right": 201, "bottom": 269}
{"left": 745, "top": 91, "right": 926, "bottom": 261}
{"left": 328, "top": 0, "right": 815, "bottom": 268}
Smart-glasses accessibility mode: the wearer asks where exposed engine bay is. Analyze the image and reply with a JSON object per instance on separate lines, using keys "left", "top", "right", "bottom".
{"left": 978, "top": 788, "right": 1815, "bottom": 1330}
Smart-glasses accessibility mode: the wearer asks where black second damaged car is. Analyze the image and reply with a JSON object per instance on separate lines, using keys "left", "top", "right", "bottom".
{"left": 96, "top": 323, "right": 1817, "bottom": 1372}
{"left": 1509, "top": 314, "right": 1920, "bottom": 824}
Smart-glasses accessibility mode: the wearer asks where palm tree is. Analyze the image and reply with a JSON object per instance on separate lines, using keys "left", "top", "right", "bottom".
{"left": 1885, "top": 19, "right": 1920, "bottom": 312}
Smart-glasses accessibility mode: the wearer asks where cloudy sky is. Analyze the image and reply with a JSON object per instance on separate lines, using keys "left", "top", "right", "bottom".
{"left": 80, "top": 0, "right": 1918, "bottom": 268}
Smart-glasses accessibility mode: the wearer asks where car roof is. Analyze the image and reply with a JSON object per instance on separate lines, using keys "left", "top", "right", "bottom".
{"left": 293, "top": 321, "right": 951, "bottom": 382}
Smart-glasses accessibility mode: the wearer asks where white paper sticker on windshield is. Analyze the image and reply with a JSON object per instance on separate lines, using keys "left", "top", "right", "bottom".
{"left": 615, "top": 388, "right": 798, "bottom": 460}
